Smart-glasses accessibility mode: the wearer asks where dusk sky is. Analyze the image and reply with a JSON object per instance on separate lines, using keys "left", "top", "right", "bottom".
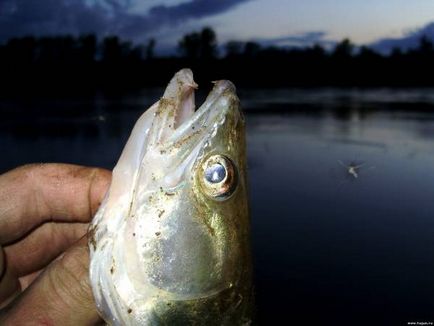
{"left": 1, "top": 0, "right": 434, "bottom": 53}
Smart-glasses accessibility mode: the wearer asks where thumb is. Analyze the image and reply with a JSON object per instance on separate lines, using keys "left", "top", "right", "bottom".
{"left": 0, "top": 238, "right": 102, "bottom": 325}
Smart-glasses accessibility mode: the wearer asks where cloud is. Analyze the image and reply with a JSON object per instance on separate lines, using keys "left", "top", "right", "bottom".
{"left": 149, "top": 0, "right": 252, "bottom": 21}
{"left": 0, "top": 0, "right": 252, "bottom": 43}
{"left": 254, "top": 31, "right": 336, "bottom": 49}
{"left": 117, "top": 0, "right": 252, "bottom": 37}
{"left": 371, "top": 22, "right": 434, "bottom": 54}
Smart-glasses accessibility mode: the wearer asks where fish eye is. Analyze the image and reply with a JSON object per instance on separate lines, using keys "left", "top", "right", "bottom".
{"left": 200, "top": 155, "right": 238, "bottom": 200}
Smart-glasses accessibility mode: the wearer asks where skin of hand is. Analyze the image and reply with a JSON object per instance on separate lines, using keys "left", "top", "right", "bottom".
{"left": 0, "top": 163, "right": 111, "bottom": 325}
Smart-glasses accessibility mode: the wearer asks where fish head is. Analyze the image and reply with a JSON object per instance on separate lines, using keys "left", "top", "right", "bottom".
{"left": 137, "top": 68, "right": 248, "bottom": 297}
{"left": 89, "top": 69, "right": 250, "bottom": 323}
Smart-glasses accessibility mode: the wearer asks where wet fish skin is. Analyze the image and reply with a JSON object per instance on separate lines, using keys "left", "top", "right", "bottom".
{"left": 88, "top": 69, "right": 253, "bottom": 325}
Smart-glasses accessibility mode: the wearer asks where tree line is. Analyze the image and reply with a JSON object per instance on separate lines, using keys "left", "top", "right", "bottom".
{"left": 1, "top": 27, "right": 434, "bottom": 93}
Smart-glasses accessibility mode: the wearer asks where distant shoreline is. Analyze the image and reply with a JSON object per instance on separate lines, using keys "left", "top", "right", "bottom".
{"left": 2, "top": 31, "right": 434, "bottom": 95}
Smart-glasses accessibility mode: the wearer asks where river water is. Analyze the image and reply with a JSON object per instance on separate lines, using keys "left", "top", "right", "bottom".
{"left": 2, "top": 88, "right": 434, "bottom": 325}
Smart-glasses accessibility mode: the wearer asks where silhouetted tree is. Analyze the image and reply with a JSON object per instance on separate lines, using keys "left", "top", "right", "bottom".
{"left": 390, "top": 47, "right": 403, "bottom": 58}
{"left": 36, "top": 36, "right": 77, "bottom": 63}
{"left": 129, "top": 45, "right": 144, "bottom": 63}
{"left": 121, "top": 42, "right": 133, "bottom": 58}
{"left": 243, "top": 42, "right": 261, "bottom": 58}
{"left": 3, "top": 30, "right": 434, "bottom": 91}
{"left": 77, "top": 34, "right": 97, "bottom": 63}
{"left": 358, "top": 46, "right": 381, "bottom": 60}
{"left": 5, "top": 37, "right": 36, "bottom": 64}
{"left": 179, "top": 31, "right": 201, "bottom": 59}
{"left": 146, "top": 38, "right": 156, "bottom": 60}
{"left": 257, "top": 46, "right": 289, "bottom": 60}
{"left": 225, "top": 41, "right": 243, "bottom": 58}
{"left": 304, "top": 43, "right": 326, "bottom": 60}
{"left": 332, "top": 39, "right": 354, "bottom": 59}
{"left": 199, "top": 27, "right": 217, "bottom": 59}
{"left": 417, "top": 35, "right": 433, "bottom": 54}
{"left": 311, "top": 44, "right": 326, "bottom": 56}
{"left": 178, "top": 27, "right": 217, "bottom": 60}
{"left": 406, "top": 35, "right": 434, "bottom": 63}
{"left": 102, "top": 36, "right": 122, "bottom": 63}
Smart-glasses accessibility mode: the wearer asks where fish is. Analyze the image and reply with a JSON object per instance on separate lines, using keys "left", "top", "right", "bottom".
{"left": 88, "top": 69, "right": 253, "bottom": 325}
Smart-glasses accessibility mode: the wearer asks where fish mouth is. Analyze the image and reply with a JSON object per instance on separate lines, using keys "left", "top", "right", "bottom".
{"left": 149, "top": 69, "right": 239, "bottom": 150}
{"left": 171, "top": 69, "right": 237, "bottom": 132}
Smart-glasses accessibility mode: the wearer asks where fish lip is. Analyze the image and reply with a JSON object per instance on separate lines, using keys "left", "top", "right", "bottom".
{"left": 167, "top": 79, "right": 238, "bottom": 144}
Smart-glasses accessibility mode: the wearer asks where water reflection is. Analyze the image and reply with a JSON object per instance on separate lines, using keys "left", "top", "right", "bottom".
{"left": 246, "top": 111, "right": 434, "bottom": 325}
{"left": 2, "top": 88, "right": 434, "bottom": 325}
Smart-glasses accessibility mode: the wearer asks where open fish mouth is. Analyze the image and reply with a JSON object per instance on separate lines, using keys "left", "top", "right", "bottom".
{"left": 149, "top": 69, "right": 239, "bottom": 151}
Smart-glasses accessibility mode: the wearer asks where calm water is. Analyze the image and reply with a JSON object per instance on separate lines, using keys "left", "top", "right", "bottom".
{"left": 2, "top": 88, "right": 434, "bottom": 325}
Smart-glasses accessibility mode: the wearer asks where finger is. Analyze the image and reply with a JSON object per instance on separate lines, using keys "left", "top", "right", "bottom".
{"left": 0, "top": 164, "right": 111, "bottom": 244}
{"left": 0, "top": 238, "right": 102, "bottom": 325}
{"left": 0, "top": 253, "right": 21, "bottom": 309}
{"left": 0, "top": 247, "right": 3, "bottom": 280}
{"left": 4, "top": 222, "right": 89, "bottom": 277}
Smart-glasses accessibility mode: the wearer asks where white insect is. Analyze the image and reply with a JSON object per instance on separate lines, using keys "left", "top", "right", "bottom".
{"left": 338, "top": 160, "right": 365, "bottom": 179}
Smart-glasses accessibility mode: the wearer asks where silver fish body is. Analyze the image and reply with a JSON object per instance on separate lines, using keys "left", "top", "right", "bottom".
{"left": 88, "top": 69, "right": 253, "bottom": 325}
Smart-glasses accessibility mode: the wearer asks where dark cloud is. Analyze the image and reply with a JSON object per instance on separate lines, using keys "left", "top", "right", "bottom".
{"left": 255, "top": 31, "right": 336, "bottom": 49}
{"left": 0, "top": 0, "right": 110, "bottom": 41}
{"left": 0, "top": 0, "right": 251, "bottom": 43}
{"left": 149, "top": 0, "right": 251, "bottom": 21}
{"left": 115, "top": 0, "right": 252, "bottom": 37}
{"left": 371, "top": 22, "right": 434, "bottom": 54}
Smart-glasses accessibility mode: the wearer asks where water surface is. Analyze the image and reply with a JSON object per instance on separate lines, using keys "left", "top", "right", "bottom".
{"left": 2, "top": 88, "right": 434, "bottom": 325}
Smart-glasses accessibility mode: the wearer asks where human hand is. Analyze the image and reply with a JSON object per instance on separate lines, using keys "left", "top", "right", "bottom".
{"left": 0, "top": 163, "right": 111, "bottom": 325}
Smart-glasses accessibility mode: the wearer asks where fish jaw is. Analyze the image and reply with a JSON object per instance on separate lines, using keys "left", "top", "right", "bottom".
{"left": 89, "top": 69, "right": 252, "bottom": 325}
